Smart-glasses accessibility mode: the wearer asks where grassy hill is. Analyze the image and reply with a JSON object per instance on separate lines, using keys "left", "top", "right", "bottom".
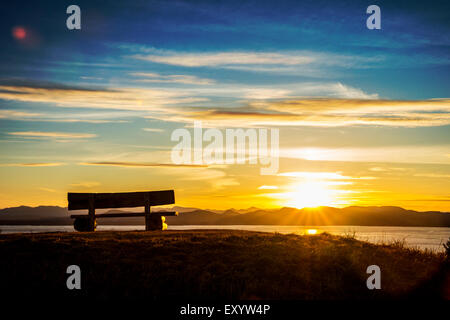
{"left": 0, "top": 230, "right": 448, "bottom": 300}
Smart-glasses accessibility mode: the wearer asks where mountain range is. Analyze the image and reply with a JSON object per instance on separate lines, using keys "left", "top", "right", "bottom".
{"left": 0, "top": 205, "right": 449, "bottom": 227}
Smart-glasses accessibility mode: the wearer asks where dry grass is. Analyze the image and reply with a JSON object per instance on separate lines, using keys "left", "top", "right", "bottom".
{"left": 0, "top": 230, "right": 448, "bottom": 300}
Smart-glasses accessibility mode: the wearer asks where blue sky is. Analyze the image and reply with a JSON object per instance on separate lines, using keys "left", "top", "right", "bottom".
{"left": 0, "top": 0, "right": 449, "bottom": 210}
{"left": 1, "top": 0, "right": 449, "bottom": 98}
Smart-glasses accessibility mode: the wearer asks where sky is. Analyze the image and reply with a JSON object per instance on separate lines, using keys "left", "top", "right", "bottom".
{"left": 0, "top": 0, "right": 449, "bottom": 211}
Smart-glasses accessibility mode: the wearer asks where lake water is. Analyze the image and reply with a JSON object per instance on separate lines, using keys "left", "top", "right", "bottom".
{"left": 1, "top": 225, "right": 449, "bottom": 252}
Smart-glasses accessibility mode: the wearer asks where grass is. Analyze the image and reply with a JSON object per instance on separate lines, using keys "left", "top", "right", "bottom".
{"left": 0, "top": 230, "right": 448, "bottom": 300}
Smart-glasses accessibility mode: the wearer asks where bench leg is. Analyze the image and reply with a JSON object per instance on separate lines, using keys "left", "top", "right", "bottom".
{"left": 74, "top": 217, "right": 96, "bottom": 232}
{"left": 88, "top": 195, "right": 96, "bottom": 232}
{"left": 145, "top": 214, "right": 163, "bottom": 231}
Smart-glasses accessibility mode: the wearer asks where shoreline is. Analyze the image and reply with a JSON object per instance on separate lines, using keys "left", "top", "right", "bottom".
{"left": 1, "top": 224, "right": 449, "bottom": 252}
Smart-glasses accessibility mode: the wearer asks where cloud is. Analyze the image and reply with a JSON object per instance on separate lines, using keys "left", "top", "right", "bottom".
{"left": 282, "top": 146, "right": 450, "bottom": 164}
{"left": 38, "top": 187, "right": 57, "bottom": 193}
{"left": 156, "top": 98, "right": 450, "bottom": 127}
{"left": 0, "top": 80, "right": 447, "bottom": 128}
{"left": 258, "top": 185, "right": 279, "bottom": 190}
{"left": 0, "top": 107, "right": 131, "bottom": 123}
{"left": 414, "top": 173, "right": 450, "bottom": 179}
{"left": 142, "top": 128, "right": 165, "bottom": 133}
{"left": 1, "top": 115, "right": 128, "bottom": 123}
{"left": 79, "top": 161, "right": 207, "bottom": 168}
{"left": 132, "top": 50, "right": 315, "bottom": 67}
{"left": 27, "top": 118, "right": 128, "bottom": 124}
{"left": 369, "top": 167, "right": 387, "bottom": 172}
{"left": 80, "top": 76, "right": 104, "bottom": 81}
{"left": 0, "top": 80, "right": 204, "bottom": 112}
{"left": 0, "top": 79, "right": 378, "bottom": 122}
{"left": 241, "top": 88, "right": 293, "bottom": 100}
{"left": 70, "top": 181, "right": 101, "bottom": 188}
{"left": 126, "top": 47, "right": 389, "bottom": 75}
{"left": 0, "top": 110, "right": 42, "bottom": 119}
{"left": 369, "top": 167, "right": 410, "bottom": 172}
{"left": 0, "top": 162, "right": 64, "bottom": 167}
{"left": 150, "top": 81, "right": 377, "bottom": 101}
{"left": 278, "top": 172, "right": 375, "bottom": 180}
{"left": 240, "top": 83, "right": 378, "bottom": 100}
{"left": 251, "top": 98, "right": 450, "bottom": 127}
{"left": 78, "top": 161, "right": 228, "bottom": 184}
{"left": 130, "top": 72, "right": 215, "bottom": 85}
{"left": 212, "top": 178, "right": 240, "bottom": 189}
{"left": 8, "top": 131, "right": 96, "bottom": 139}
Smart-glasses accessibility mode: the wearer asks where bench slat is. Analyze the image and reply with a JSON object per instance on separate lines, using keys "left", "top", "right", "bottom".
{"left": 68, "top": 190, "right": 175, "bottom": 210}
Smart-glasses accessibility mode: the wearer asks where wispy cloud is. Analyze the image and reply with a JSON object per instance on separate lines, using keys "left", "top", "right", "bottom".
{"left": 126, "top": 46, "right": 388, "bottom": 75}
{"left": 281, "top": 146, "right": 450, "bottom": 164}
{"left": 2, "top": 79, "right": 447, "bottom": 128}
{"left": 8, "top": 131, "right": 96, "bottom": 139}
{"left": 0, "top": 110, "right": 42, "bottom": 119}
{"left": 0, "top": 162, "right": 64, "bottom": 167}
{"left": 38, "top": 187, "right": 57, "bottom": 193}
{"left": 79, "top": 161, "right": 207, "bottom": 168}
{"left": 413, "top": 173, "right": 450, "bottom": 179}
{"left": 278, "top": 172, "right": 375, "bottom": 180}
{"left": 148, "top": 82, "right": 377, "bottom": 101}
{"left": 132, "top": 50, "right": 315, "bottom": 68}
{"left": 0, "top": 79, "right": 380, "bottom": 123}
{"left": 130, "top": 72, "right": 215, "bottom": 85}
{"left": 157, "top": 98, "right": 450, "bottom": 127}
{"left": 0, "top": 107, "right": 131, "bottom": 123}
{"left": 0, "top": 81, "right": 205, "bottom": 112}
{"left": 369, "top": 167, "right": 410, "bottom": 172}
{"left": 212, "top": 178, "right": 240, "bottom": 190}
{"left": 80, "top": 76, "right": 104, "bottom": 81}
{"left": 1, "top": 73, "right": 448, "bottom": 130}
{"left": 26, "top": 118, "right": 128, "bottom": 124}
{"left": 70, "top": 181, "right": 101, "bottom": 188}
{"left": 258, "top": 185, "right": 279, "bottom": 190}
{"left": 142, "top": 128, "right": 165, "bottom": 133}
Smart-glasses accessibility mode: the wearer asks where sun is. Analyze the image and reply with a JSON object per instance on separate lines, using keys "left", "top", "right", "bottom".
{"left": 285, "top": 181, "right": 336, "bottom": 209}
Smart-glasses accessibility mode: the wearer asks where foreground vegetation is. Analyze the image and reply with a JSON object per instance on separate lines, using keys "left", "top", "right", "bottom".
{"left": 0, "top": 230, "right": 448, "bottom": 300}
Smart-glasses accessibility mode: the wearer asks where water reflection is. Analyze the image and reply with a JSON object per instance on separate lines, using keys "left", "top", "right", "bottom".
{"left": 0, "top": 225, "right": 448, "bottom": 252}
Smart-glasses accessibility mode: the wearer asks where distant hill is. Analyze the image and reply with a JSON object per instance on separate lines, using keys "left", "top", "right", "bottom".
{"left": 167, "top": 206, "right": 450, "bottom": 227}
{"left": 0, "top": 205, "right": 449, "bottom": 227}
{"left": 0, "top": 206, "right": 72, "bottom": 225}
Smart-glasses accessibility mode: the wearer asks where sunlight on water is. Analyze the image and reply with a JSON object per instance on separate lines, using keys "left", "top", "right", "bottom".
{"left": 305, "top": 228, "right": 319, "bottom": 235}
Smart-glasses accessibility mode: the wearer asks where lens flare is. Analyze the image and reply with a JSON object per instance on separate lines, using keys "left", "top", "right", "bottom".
{"left": 12, "top": 26, "right": 27, "bottom": 40}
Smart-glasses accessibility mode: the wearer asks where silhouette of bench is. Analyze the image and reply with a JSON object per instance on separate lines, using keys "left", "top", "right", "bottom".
{"left": 68, "top": 190, "right": 177, "bottom": 232}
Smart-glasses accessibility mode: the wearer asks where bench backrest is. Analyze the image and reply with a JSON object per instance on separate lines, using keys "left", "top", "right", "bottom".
{"left": 67, "top": 190, "right": 175, "bottom": 210}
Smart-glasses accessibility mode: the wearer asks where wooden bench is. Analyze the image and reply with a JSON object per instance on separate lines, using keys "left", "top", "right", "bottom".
{"left": 68, "top": 190, "right": 177, "bottom": 232}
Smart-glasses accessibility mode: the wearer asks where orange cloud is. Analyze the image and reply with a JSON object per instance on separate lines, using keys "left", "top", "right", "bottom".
{"left": 0, "top": 83, "right": 204, "bottom": 112}
{"left": 79, "top": 161, "right": 207, "bottom": 168}
{"left": 0, "top": 162, "right": 64, "bottom": 167}
{"left": 149, "top": 98, "right": 450, "bottom": 127}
